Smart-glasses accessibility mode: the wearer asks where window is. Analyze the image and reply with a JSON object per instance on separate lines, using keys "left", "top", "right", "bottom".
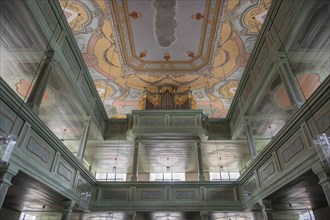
{"left": 19, "top": 213, "right": 36, "bottom": 220}
{"left": 221, "top": 172, "right": 230, "bottom": 181}
{"left": 299, "top": 211, "right": 315, "bottom": 220}
{"left": 95, "top": 173, "right": 126, "bottom": 181}
{"left": 229, "top": 172, "right": 240, "bottom": 180}
{"left": 210, "top": 172, "right": 240, "bottom": 181}
{"left": 150, "top": 173, "right": 185, "bottom": 181}
{"left": 95, "top": 172, "right": 107, "bottom": 181}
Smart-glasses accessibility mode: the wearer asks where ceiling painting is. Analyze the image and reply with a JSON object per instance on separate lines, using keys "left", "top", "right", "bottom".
{"left": 111, "top": 0, "right": 220, "bottom": 74}
{"left": 59, "top": 0, "right": 272, "bottom": 118}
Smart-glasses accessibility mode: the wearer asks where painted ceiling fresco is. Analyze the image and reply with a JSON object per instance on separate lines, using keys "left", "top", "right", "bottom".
{"left": 59, "top": 0, "right": 271, "bottom": 118}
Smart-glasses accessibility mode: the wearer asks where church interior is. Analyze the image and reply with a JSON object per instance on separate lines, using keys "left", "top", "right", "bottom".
{"left": 0, "top": 0, "right": 329, "bottom": 219}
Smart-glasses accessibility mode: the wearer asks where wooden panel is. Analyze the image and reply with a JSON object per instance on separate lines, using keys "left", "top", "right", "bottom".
{"left": 273, "top": 0, "right": 294, "bottom": 33}
{"left": 101, "top": 189, "right": 128, "bottom": 201}
{"left": 5, "top": 171, "right": 67, "bottom": 212}
{"left": 173, "top": 188, "right": 199, "bottom": 201}
{"left": 93, "top": 102, "right": 103, "bottom": 124}
{"left": 36, "top": 0, "right": 57, "bottom": 31}
{"left": 61, "top": 39, "right": 80, "bottom": 78}
{"left": 244, "top": 176, "right": 258, "bottom": 193}
{"left": 240, "top": 74, "right": 253, "bottom": 107}
{"left": 80, "top": 75, "right": 94, "bottom": 105}
{"left": 231, "top": 105, "right": 240, "bottom": 127}
{"left": 171, "top": 117, "right": 195, "bottom": 126}
{"left": 139, "top": 117, "right": 165, "bottom": 126}
{"left": 137, "top": 188, "right": 163, "bottom": 201}
{"left": 75, "top": 173, "right": 91, "bottom": 192}
{"left": 26, "top": 137, "right": 51, "bottom": 164}
{"left": 21, "top": 129, "right": 56, "bottom": 169}
{"left": 55, "top": 156, "right": 76, "bottom": 185}
{"left": 266, "top": 171, "right": 328, "bottom": 211}
{"left": 277, "top": 130, "right": 307, "bottom": 168}
{"left": 313, "top": 104, "right": 330, "bottom": 135}
{"left": 258, "top": 159, "right": 276, "bottom": 183}
{"left": 140, "top": 191, "right": 161, "bottom": 200}
{"left": 208, "top": 189, "right": 234, "bottom": 201}
{"left": 0, "top": 100, "right": 23, "bottom": 137}
{"left": 252, "top": 41, "right": 269, "bottom": 80}
{"left": 0, "top": 110, "right": 14, "bottom": 136}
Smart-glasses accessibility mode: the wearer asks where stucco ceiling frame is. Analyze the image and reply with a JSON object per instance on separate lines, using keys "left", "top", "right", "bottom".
{"left": 107, "top": 0, "right": 226, "bottom": 77}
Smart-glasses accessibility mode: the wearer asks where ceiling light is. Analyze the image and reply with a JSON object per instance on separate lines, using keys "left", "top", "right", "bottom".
{"left": 0, "top": 134, "right": 17, "bottom": 164}
{"left": 314, "top": 133, "right": 330, "bottom": 167}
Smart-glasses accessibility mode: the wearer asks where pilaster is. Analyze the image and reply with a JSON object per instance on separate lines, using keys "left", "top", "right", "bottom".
{"left": 0, "top": 164, "right": 19, "bottom": 209}
{"left": 196, "top": 140, "right": 205, "bottom": 182}
{"left": 26, "top": 50, "right": 55, "bottom": 115}
{"left": 244, "top": 121, "right": 257, "bottom": 160}
{"left": 276, "top": 53, "right": 305, "bottom": 110}
{"left": 259, "top": 199, "right": 273, "bottom": 220}
{"left": 76, "top": 117, "right": 91, "bottom": 161}
{"left": 128, "top": 211, "right": 136, "bottom": 220}
{"left": 61, "top": 200, "right": 75, "bottom": 220}
{"left": 200, "top": 211, "right": 209, "bottom": 220}
{"left": 131, "top": 139, "right": 139, "bottom": 182}
{"left": 313, "top": 166, "right": 330, "bottom": 206}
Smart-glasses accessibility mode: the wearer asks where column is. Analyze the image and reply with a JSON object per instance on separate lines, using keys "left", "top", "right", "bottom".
{"left": 196, "top": 140, "right": 205, "bottom": 181}
{"left": 259, "top": 199, "right": 273, "bottom": 220}
{"left": 313, "top": 166, "right": 330, "bottom": 206}
{"left": 76, "top": 118, "right": 91, "bottom": 162}
{"left": 26, "top": 50, "right": 55, "bottom": 115}
{"left": 0, "top": 164, "right": 18, "bottom": 209}
{"left": 277, "top": 54, "right": 305, "bottom": 109}
{"left": 62, "top": 200, "right": 75, "bottom": 220}
{"left": 200, "top": 211, "right": 209, "bottom": 220}
{"left": 131, "top": 139, "right": 139, "bottom": 182}
{"left": 128, "top": 211, "right": 136, "bottom": 220}
{"left": 244, "top": 121, "right": 257, "bottom": 160}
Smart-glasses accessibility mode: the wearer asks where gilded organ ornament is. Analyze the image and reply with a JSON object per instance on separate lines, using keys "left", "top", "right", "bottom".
{"left": 139, "top": 86, "right": 196, "bottom": 110}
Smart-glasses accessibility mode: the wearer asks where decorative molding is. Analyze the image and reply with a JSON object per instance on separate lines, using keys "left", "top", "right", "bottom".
{"left": 172, "top": 118, "right": 194, "bottom": 126}
{"left": 61, "top": 39, "right": 80, "bottom": 78}
{"left": 245, "top": 176, "right": 257, "bottom": 193}
{"left": 76, "top": 174, "right": 91, "bottom": 192}
{"left": 80, "top": 75, "right": 94, "bottom": 104}
{"left": 109, "top": 0, "right": 223, "bottom": 75}
{"left": 174, "top": 191, "right": 196, "bottom": 200}
{"left": 140, "top": 191, "right": 161, "bottom": 200}
{"left": 259, "top": 161, "right": 275, "bottom": 182}
{"left": 37, "top": 0, "right": 57, "bottom": 31}
{"left": 314, "top": 105, "right": 330, "bottom": 134}
{"left": 26, "top": 137, "right": 51, "bottom": 164}
{"left": 102, "top": 191, "right": 127, "bottom": 200}
{"left": 0, "top": 111, "right": 14, "bottom": 135}
{"left": 208, "top": 190, "right": 234, "bottom": 200}
{"left": 280, "top": 136, "right": 304, "bottom": 164}
{"left": 140, "top": 118, "right": 163, "bottom": 126}
{"left": 57, "top": 161, "right": 74, "bottom": 183}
